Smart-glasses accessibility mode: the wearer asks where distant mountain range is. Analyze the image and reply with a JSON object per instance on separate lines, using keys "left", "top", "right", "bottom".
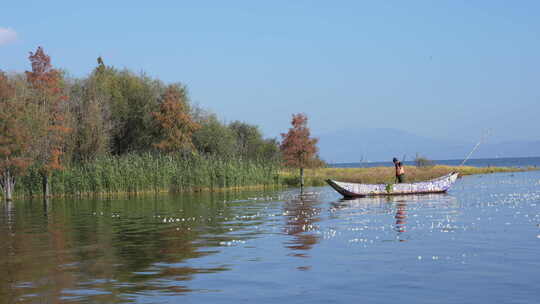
{"left": 316, "top": 128, "right": 540, "bottom": 163}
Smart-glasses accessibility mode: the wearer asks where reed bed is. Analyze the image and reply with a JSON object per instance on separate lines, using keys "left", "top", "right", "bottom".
{"left": 15, "top": 153, "right": 281, "bottom": 197}
{"left": 281, "top": 165, "right": 536, "bottom": 186}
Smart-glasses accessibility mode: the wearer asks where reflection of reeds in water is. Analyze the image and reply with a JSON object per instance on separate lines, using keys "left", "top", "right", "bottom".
{"left": 1, "top": 193, "right": 251, "bottom": 303}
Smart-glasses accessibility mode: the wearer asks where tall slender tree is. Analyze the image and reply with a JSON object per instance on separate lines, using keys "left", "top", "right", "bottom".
{"left": 68, "top": 59, "right": 113, "bottom": 161}
{"left": 152, "top": 84, "right": 200, "bottom": 154}
{"left": 280, "top": 113, "right": 321, "bottom": 189}
{"left": 25, "top": 47, "right": 71, "bottom": 197}
{"left": 0, "top": 71, "right": 33, "bottom": 200}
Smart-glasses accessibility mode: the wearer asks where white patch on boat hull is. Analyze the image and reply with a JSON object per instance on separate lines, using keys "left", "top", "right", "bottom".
{"left": 326, "top": 172, "right": 459, "bottom": 197}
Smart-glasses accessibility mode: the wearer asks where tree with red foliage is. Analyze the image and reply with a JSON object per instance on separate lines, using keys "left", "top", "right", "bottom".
{"left": 25, "top": 47, "right": 71, "bottom": 197}
{"left": 152, "top": 85, "right": 200, "bottom": 154}
{"left": 280, "top": 113, "right": 321, "bottom": 189}
{"left": 0, "top": 71, "right": 33, "bottom": 200}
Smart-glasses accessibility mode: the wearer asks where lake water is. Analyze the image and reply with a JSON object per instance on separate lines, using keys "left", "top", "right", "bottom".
{"left": 1, "top": 170, "right": 540, "bottom": 303}
{"left": 332, "top": 156, "right": 540, "bottom": 168}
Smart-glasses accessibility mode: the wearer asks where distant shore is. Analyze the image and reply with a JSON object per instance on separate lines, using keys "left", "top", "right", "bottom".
{"left": 281, "top": 165, "right": 538, "bottom": 187}
{"left": 330, "top": 156, "right": 540, "bottom": 169}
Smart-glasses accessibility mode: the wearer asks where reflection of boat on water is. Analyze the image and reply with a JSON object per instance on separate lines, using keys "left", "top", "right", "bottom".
{"left": 395, "top": 201, "right": 407, "bottom": 233}
{"left": 330, "top": 193, "right": 460, "bottom": 242}
{"left": 326, "top": 172, "right": 459, "bottom": 198}
{"left": 330, "top": 193, "right": 459, "bottom": 210}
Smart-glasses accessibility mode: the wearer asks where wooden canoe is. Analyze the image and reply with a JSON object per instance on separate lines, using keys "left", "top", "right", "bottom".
{"left": 326, "top": 172, "right": 459, "bottom": 198}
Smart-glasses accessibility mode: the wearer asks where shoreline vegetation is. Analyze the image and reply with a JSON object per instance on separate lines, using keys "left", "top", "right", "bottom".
{"left": 1, "top": 47, "right": 285, "bottom": 200}
{"left": 2, "top": 47, "right": 322, "bottom": 200}
{"left": 13, "top": 154, "right": 281, "bottom": 198}
{"left": 6, "top": 161, "right": 537, "bottom": 199}
{"left": 1, "top": 47, "right": 537, "bottom": 200}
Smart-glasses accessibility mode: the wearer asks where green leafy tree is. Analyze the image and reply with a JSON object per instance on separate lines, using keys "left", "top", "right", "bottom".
{"left": 229, "top": 121, "right": 265, "bottom": 160}
{"left": 193, "top": 114, "right": 236, "bottom": 157}
{"left": 103, "top": 70, "right": 162, "bottom": 154}
{"left": 259, "top": 138, "right": 281, "bottom": 162}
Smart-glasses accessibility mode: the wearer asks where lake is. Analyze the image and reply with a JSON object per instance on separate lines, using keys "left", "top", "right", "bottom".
{"left": 1, "top": 170, "right": 539, "bottom": 303}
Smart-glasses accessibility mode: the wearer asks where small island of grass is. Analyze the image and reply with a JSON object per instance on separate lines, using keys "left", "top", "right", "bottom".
{"left": 280, "top": 165, "right": 538, "bottom": 187}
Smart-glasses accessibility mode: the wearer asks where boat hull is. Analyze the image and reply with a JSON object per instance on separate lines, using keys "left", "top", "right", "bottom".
{"left": 326, "top": 172, "right": 459, "bottom": 198}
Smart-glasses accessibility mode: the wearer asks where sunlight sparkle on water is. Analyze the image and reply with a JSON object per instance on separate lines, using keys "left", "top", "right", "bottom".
{"left": 1, "top": 171, "right": 540, "bottom": 303}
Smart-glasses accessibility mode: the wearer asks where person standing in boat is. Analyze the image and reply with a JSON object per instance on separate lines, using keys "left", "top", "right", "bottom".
{"left": 393, "top": 157, "right": 405, "bottom": 183}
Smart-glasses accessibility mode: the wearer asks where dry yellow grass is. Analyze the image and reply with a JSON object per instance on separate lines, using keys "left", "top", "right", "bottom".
{"left": 280, "top": 165, "right": 536, "bottom": 186}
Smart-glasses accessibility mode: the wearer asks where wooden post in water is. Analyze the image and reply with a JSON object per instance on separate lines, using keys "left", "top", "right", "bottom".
{"left": 300, "top": 167, "right": 305, "bottom": 191}
{"left": 1, "top": 171, "right": 15, "bottom": 201}
{"left": 42, "top": 174, "right": 50, "bottom": 199}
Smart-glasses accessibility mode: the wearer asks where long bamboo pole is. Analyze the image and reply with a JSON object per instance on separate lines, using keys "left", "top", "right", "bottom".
{"left": 460, "top": 129, "right": 491, "bottom": 166}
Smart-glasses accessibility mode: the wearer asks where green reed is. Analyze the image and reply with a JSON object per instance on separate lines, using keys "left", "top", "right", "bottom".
{"left": 14, "top": 153, "right": 281, "bottom": 197}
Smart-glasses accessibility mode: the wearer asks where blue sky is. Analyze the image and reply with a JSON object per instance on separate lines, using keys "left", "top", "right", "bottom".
{"left": 1, "top": 1, "right": 539, "bottom": 144}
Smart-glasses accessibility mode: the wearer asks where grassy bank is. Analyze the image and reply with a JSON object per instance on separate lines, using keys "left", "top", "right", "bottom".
{"left": 14, "top": 153, "right": 281, "bottom": 197}
{"left": 9, "top": 160, "right": 537, "bottom": 199}
{"left": 280, "top": 165, "right": 537, "bottom": 186}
